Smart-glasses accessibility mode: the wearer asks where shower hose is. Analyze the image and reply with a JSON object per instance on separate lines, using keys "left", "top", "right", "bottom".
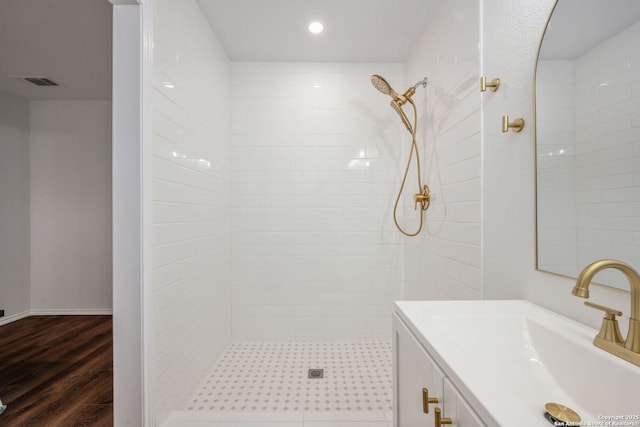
{"left": 393, "top": 97, "right": 428, "bottom": 237}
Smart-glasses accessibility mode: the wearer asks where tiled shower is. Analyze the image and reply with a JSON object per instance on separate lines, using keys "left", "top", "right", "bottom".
{"left": 152, "top": 0, "right": 480, "bottom": 424}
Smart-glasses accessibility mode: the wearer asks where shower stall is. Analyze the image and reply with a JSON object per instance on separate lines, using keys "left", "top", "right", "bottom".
{"left": 155, "top": 58, "right": 411, "bottom": 424}
{"left": 152, "top": 0, "right": 481, "bottom": 425}
{"left": 155, "top": 59, "right": 414, "bottom": 427}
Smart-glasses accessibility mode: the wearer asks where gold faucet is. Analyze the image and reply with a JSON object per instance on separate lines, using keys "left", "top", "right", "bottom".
{"left": 573, "top": 259, "right": 640, "bottom": 366}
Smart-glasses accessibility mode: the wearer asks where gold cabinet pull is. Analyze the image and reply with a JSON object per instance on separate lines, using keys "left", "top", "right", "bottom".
{"left": 480, "top": 76, "right": 500, "bottom": 92}
{"left": 422, "top": 387, "right": 438, "bottom": 413}
{"left": 502, "top": 115, "right": 525, "bottom": 132}
{"left": 434, "top": 407, "right": 453, "bottom": 426}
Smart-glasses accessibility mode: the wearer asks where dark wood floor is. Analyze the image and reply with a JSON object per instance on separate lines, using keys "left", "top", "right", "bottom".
{"left": 0, "top": 315, "right": 113, "bottom": 426}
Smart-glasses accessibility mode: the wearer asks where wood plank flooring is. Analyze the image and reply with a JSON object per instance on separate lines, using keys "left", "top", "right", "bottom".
{"left": 0, "top": 315, "right": 113, "bottom": 426}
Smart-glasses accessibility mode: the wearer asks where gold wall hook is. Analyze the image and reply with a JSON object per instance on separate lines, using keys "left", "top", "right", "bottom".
{"left": 502, "top": 115, "right": 525, "bottom": 133}
{"left": 480, "top": 76, "right": 500, "bottom": 92}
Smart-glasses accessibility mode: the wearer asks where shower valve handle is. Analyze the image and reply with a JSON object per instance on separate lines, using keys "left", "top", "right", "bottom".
{"left": 414, "top": 185, "right": 431, "bottom": 211}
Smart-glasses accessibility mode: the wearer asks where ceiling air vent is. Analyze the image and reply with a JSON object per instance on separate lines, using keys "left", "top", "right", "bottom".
{"left": 11, "top": 76, "right": 59, "bottom": 86}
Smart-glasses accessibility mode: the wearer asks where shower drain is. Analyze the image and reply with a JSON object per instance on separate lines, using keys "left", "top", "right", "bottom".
{"left": 308, "top": 368, "right": 324, "bottom": 379}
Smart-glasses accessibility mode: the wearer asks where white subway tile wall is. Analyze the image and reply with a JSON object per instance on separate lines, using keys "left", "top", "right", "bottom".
{"left": 231, "top": 62, "right": 406, "bottom": 340}
{"left": 153, "top": 0, "right": 232, "bottom": 422}
{"left": 403, "top": 0, "right": 482, "bottom": 300}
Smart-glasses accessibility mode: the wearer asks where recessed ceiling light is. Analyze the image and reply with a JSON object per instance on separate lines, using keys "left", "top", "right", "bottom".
{"left": 308, "top": 21, "right": 324, "bottom": 34}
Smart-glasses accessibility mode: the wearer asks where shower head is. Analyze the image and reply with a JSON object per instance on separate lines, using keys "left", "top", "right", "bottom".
{"left": 371, "top": 74, "right": 427, "bottom": 105}
{"left": 371, "top": 74, "right": 400, "bottom": 98}
{"left": 372, "top": 74, "right": 419, "bottom": 132}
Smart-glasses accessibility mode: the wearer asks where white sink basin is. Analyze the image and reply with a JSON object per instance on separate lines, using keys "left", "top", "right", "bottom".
{"left": 395, "top": 300, "right": 640, "bottom": 426}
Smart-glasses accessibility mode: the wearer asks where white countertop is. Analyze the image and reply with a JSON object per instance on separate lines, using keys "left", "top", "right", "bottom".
{"left": 394, "top": 300, "right": 640, "bottom": 426}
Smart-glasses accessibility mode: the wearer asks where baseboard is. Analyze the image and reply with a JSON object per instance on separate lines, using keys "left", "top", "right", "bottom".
{"left": 29, "top": 309, "right": 113, "bottom": 316}
{"left": 0, "top": 310, "right": 31, "bottom": 326}
{"left": 0, "top": 309, "right": 113, "bottom": 326}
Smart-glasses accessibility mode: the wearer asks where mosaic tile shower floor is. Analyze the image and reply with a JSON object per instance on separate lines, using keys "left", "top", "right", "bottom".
{"left": 189, "top": 339, "right": 393, "bottom": 412}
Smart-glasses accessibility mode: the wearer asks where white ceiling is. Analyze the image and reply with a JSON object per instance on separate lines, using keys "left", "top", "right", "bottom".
{"left": 4, "top": 0, "right": 640, "bottom": 101}
{"left": 1, "top": 0, "right": 431, "bottom": 101}
{"left": 194, "top": 0, "right": 435, "bottom": 62}
{"left": 0, "top": 0, "right": 112, "bottom": 101}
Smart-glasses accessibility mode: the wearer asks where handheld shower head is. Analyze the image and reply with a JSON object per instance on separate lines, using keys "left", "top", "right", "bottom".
{"left": 371, "top": 74, "right": 420, "bottom": 132}
{"left": 391, "top": 99, "right": 413, "bottom": 132}
{"left": 371, "top": 74, "right": 400, "bottom": 98}
{"left": 371, "top": 75, "right": 427, "bottom": 106}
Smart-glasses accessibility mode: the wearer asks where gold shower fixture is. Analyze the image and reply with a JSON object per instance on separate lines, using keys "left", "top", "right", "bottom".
{"left": 370, "top": 74, "right": 430, "bottom": 236}
{"left": 371, "top": 74, "right": 426, "bottom": 132}
{"left": 414, "top": 185, "right": 430, "bottom": 211}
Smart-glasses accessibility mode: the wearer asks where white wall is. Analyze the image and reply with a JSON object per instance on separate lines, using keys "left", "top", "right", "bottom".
{"left": 481, "top": 0, "right": 545, "bottom": 300}
{"left": 483, "top": 0, "right": 630, "bottom": 329}
{"left": 0, "top": 90, "right": 30, "bottom": 321}
{"left": 152, "top": 0, "right": 232, "bottom": 422}
{"left": 231, "top": 62, "right": 405, "bottom": 340}
{"left": 29, "top": 100, "right": 112, "bottom": 312}
{"left": 404, "top": 0, "right": 482, "bottom": 301}
{"left": 111, "top": 3, "right": 146, "bottom": 425}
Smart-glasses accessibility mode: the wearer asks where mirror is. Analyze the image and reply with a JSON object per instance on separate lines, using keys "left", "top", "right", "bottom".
{"left": 536, "top": 0, "right": 640, "bottom": 290}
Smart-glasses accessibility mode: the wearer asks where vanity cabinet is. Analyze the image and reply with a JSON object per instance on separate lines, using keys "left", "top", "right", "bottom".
{"left": 442, "top": 379, "right": 485, "bottom": 426}
{"left": 393, "top": 312, "right": 486, "bottom": 427}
